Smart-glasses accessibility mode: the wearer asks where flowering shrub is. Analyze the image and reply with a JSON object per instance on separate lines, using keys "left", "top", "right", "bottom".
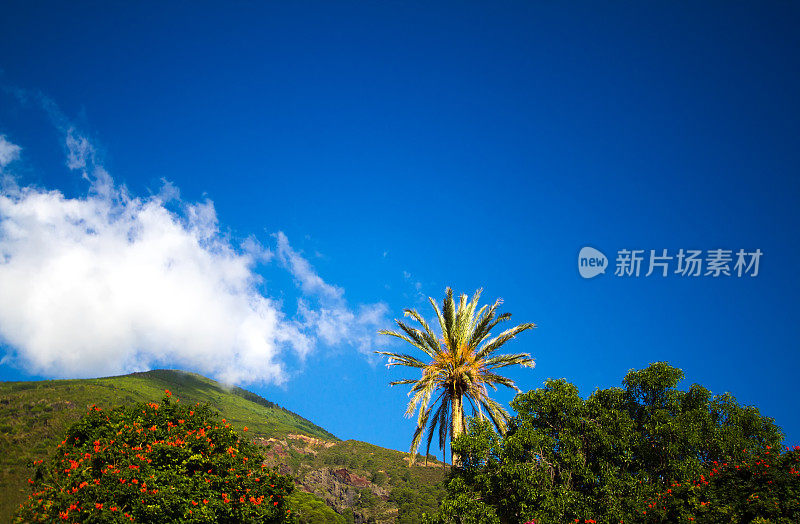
{"left": 640, "top": 446, "right": 800, "bottom": 523}
{"left": 15, "top": 391, "right": 294, "bottom": 523}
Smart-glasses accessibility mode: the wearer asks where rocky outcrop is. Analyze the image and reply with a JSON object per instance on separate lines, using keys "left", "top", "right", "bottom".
{"left": 331, "top": 468, "right": 372, "bottom": 488}
{"left": 252, "top": 435, "right": 445, "bottom": 523}
{"left": 297, "top": 467, "right": 392, "bottom": 523}
{"left": 287, "top": 433, "right": 336, "bottom": 451}
{"left": 255, "top": 433, "right": 336, "bottom": 459}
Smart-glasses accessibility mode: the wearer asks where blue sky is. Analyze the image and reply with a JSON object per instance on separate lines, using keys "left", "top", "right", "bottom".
{"left": 0, "top": 2, "right": 798, "bottom": 458}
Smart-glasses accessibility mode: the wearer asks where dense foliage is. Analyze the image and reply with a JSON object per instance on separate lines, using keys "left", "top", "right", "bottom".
{"left": 287, "top": 492, "right": 346, "bottom": 523}
{"left": 15, "top": 392, "right": 294, "bottom": 523}
{"left": 428, "top": 362, "right": 792, "bottom": 523}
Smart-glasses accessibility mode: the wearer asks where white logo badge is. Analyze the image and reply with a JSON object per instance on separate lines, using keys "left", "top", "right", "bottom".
{"left": 578, "top": 247, "right": 607, "bottom": 279}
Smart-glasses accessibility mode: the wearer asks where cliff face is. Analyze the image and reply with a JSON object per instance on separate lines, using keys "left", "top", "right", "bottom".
{"left": 298, "top": 467, "right": 394, "bottom": 523}
{"left": 256, "top": 434, "right": 395, "bottom": 522}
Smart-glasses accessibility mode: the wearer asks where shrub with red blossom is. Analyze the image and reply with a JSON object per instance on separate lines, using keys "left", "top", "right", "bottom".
{"left": 14, "top": 392, "right": 294, "bottom": 523}
{"left": 639, "top": 446, "right": 800, "bottom": 523}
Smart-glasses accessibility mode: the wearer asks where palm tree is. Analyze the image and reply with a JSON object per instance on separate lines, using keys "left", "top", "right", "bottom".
{"left": 376, "top": 288, "right": 535, "bottom": 465}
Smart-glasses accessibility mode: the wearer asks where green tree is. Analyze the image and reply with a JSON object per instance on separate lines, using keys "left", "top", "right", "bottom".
{"left": 376, "top": 288, "right": 535, "bottom": 464}
{"left": 15, "top": 392, "right": 294, "bottom": 523}
{"left": 429, "top": 362, "right": 787, "bottom": 523}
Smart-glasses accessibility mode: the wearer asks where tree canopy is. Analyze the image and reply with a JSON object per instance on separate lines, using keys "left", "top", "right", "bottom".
{"left": 428, "top": 362, "right": 794, "bottom": 523}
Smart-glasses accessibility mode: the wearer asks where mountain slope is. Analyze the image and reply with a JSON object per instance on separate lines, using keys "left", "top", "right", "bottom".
{"left": 0, "top": 370, "right": 445, "bottom": 523}
{"left": 0, "top": 369, "right": 335, "bottom": 520}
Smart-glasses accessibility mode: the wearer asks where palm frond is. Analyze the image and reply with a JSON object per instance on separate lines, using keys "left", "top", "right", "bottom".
{"left": 428, "top": 296, "right": 448, "bottom": 347}
{"left": 374, "top": 351, "right": 427, "bottom": 369}
{"left": 376, "top": 330, "right": 430, "bottom": 356}
{"left": 394, "top": 319, "right": 437, "bottom": 357}
{"left": 467, "top": 300, "right": 499, "bottom": 347}
{"left": 480, "top": 371, "right": 521, "bottom": 391}
{"left": 480, "top": 396, "right": 512, "bottom": 435}
{"left": 483, "top": 352, "right": 536, "bottom": 371}
{"left": 453, "top": 292, "right": 470, "bottom": 351}
{"left": 409, "top": 402, "right": 434, "bottom": 457}
{"left": 407, "top": 378, "right": 437, "bottom": 418}
{"left": 403, "top": 308, "right": 441, "bottom": 355}
{"left": 424, "top": 394, "right": 450, "bottom": 461}
{"left": 476, "top": 322, "right": 536, "bottom": 360}
{"left": 388, "top": 378, "right": 419, "bottom": 386}
{"left": 483, "top": 311, "right": 512, "bottom": 336}
{"left": 438, "top": 393, "right": 451, "bottom": 454}
{"left": 442, "top": 288, "right": 457, "bottom": 350}
{"left": 464, "top": 393, "right": 484, "bottom": 421}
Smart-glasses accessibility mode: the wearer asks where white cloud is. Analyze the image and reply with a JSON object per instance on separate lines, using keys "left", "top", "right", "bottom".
{"left": 402, "top": 269, "right": 425, "bottom": 301}
{"left": 296, "top": 300, "right": 389, "bottom": 356}
{"left": 0, "top": 129, "right": 389, "bottom": 384}
{"left": 65, "top": 128, "right": 93, "bottom": 171}
{"left": 276, "top": 232, "right": 344, "bottom": 301}
{"left": 0, "top": 135, "right": 21, "bottom": 171}
{"left": 276, "top": 233, "right": 389, "bottom": 356}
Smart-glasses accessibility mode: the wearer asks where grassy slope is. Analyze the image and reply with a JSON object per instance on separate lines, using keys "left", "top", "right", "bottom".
{"left": 0, "top": 369, "right": 335, "bottom": 520}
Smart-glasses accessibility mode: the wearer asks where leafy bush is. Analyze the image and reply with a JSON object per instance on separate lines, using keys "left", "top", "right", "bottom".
{"left": 641, "top": 446, "right": 800, "bottom": 523}
{"left": 15, "top": 391, "right": 294, "bottom": 523}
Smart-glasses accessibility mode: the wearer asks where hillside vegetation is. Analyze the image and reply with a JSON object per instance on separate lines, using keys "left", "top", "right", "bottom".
{"left": 0, "top": 369, "right": 335, "bottom": 519}
{"left": 276, "top": 438, "right": 446, "bottom": 523}
{"left": 0, "top": 370, "right": 445, "bottom": 523}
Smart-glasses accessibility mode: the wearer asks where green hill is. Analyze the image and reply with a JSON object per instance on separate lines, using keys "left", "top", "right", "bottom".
{"left": 0, "top": 369, "right": 335, "bottom": 519}
{"left": 0, "top": 370, "right": 445, "bottom": 522}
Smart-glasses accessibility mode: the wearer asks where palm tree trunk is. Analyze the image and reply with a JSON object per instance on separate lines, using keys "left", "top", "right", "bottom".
{"left": 451, "top": 393, "right": 463, "bottom": 467}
